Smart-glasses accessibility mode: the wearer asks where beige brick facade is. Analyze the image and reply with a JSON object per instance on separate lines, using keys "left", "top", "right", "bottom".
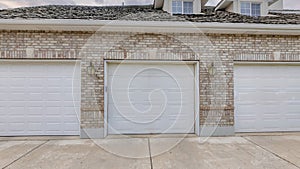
{"left": 0, "top": 30, "right": 299, "bottom": 137}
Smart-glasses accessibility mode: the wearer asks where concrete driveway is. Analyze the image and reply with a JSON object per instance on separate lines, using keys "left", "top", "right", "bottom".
{"left": 0, "top": 133, "right": 299, "bottom": 169}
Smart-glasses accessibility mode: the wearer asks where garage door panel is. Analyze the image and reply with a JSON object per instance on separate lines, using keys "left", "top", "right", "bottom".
{"left": 0, "top": 125, "right": 6, "bottom": 133}
{"left": 284, "top": 92, "right": 300, "bottom": 99}
{"left": 258, "top": 104, "right": 283, "bottom": 110}
{"left": 262, "top": 112, "right": 282, "bottom": 117}
{"left": 108, "top": 107, "right": 194, "bottom": 119}
{"left": 41, "top": 107, "right": 59, "bottom": 114}
{"left": 46, "top": 123, "right": 62, "bottom": 130}
{"left": 108, "top": 121, "right": 194, "bottom": 134}
{"left": 234, "top": 119, "right": 254, "bottom": 131}
{"left": 8, "top": 107, "right": 27, "bottom": 115}
{"left": 28, "top": 123, "right": 43, "bottom": 129}
{"left": 109, "top": 80, "right": 193, "bottom": 90}
{"left": 25, "top": 101, "right": 46, "bottom": 107}
{"left": 126, "top": 76, "right": 177, "bottom": 85}
{"left": 28, "top": 78, "right": 47, "bottom": 86}
{"left": 62, "top": 107, "right": 80, "bottom": 115}
{"left": 287, "top": 106, "right": 300, "bottom": 113}
{"left": 0, "top": 61, "right": 80, "bottom": 136}
{"left": 110, "top": 84, "right": 194, "bottom": 91}
{"left": 108, "top": 109, "right": 193, "bottom": 124}
{"left": 28, "top": 93, "right": 45, "bottom": 101}
{"left": 118, "top": 101, "right": 195, "bottom": 106}
{"left": 235, "top": 65, "right": 300, "bottom": 132}
{"left": 108, "top": 63, "right": 195, "bottom": 134}
{"left": 108, "top": 64, "right": 194, "bottom": 75}
{"left": 43, "top": 87, "right": 62, "bottom": 93}
{"left": 63, "top": 119, "right": 79, "bottom": 124}
{"left": 108, "top": 103, "right": 194, "bottom": 114}
{"left": 235, "top": 107, "right": 258, "bottom": 115}
{"left": 8, "top": 94, "right": 28, "bottom": 101}
{"left": 116, "top": 88, "right": 193, "bottom": 94}
{"left": 253, "top": 79, "right": 285, "bottom": 87}
{"left": 286, "top": 78, "right": 300, "bottom": 84}
{"left": 108, "top": 97, "right": 193, "bottom": 106}
{"left": 9, "top": 77, "right": 26, "bottom": 84}
{"left": 263, "top": 123, "right": 287, "bottom": 131}
{"left": 0, "top": 66, "right": 9, "bottom": 74}
{"left": 44, "top": 101, "right": 62, "bottom": 107}
{"left": 108, "top": 90, "right": 193, "bottom": 103}
{"left": 64, "top": 123, "right": 79, "bottom": 129}
{"left": 61, "top": 101, "right": 78, "bottom": 107}
{"left": 128, "top": 90, "right": 193, "bottom": 99}
{"left": 236, "top": 91, "right": 259, "bottom": 100}
{"left": 0, "top": 100, "right": 14, "bottom": 107}
{"left": 59, "top": 88, "right": 74, "bottom": 93}
{"left": 46, "top": 79, "right": 64, "bottom": 87}
{"left": 27, "top": 116, "right": 45, "bottom": 122}
{"left": 286, "top": 113, "right": 300, "bottom": 119}
{"left": 0, "top": 107, "right": 4, "bottom": 115}
{"left": 8, "top": 123, "right": 26, "bottom": 130}
{"left": 248, "top": 92, "right": 283, "bottom": 101}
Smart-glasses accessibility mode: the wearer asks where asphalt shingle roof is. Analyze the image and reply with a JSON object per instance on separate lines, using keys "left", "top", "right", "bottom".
{"left": 0, "top": 5, "right": 299, "bottom": 24}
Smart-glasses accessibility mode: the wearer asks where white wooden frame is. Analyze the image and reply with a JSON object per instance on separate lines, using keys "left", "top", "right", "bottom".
{"left": 240, "top": 1, "right": 262, "bottom": 16}
{"left": 104, "top": 60, "right": 200, "bottom": 137}
{"left": 171, "top": 0, "right": 194, "bottom": 14}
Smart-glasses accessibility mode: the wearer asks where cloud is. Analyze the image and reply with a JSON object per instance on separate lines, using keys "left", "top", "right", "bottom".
{"left": 0, "top": 0, "right": 28, "bottom": 8}
{"left": 0, "top": 0, "right": 153, "bottom": 8}
{"left": 0, "top": 0, "right": 154, "bottom": 8}
{"left": 284, "top": 0, "right": 300, "bottom": 9}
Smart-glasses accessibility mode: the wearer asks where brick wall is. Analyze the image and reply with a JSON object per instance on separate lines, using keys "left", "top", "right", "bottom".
{"left": 0, "top": 30, "right": 299, "bottom": 131}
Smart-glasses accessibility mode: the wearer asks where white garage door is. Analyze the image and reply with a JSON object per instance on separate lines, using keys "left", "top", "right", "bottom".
{"left": 235, "top": 64, "right": 300, "bottom": 132}
{"left": 107, "top": 62, "right": 196, "bottom": 134}
{"left": 0, "top": 61, "right": 80, "bottom": 136}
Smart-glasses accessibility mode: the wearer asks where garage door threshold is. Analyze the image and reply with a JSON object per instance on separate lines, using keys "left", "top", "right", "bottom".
{"left": 106, "top": 134, "right": 198, "bottom": 139}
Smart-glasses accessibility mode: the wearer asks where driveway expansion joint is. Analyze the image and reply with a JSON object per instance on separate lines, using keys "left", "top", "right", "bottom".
{"left": 242, "top": 136, "right": 300, "bottom": 169}
{"left": 2, "top": 140, "right": 49, "bottom": 169}
{"left": 148, "top": 138, "right": 153, "bottom": 169}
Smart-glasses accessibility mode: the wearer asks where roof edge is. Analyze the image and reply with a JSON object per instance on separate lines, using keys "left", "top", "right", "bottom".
{"left": 215, "top": 0, "right": 233, "bottom": 11}
{"left": 0, "top": 19, "right": 299, "bottom": 35}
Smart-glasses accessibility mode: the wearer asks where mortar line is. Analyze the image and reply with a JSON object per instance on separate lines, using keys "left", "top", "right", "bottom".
{"left": 242, "top": 136, "right": 300, "bottom": 169}
{"left": 3, "top": 140, "right": 49, "bottom": 169}
{"left": 148, "top": 138, "right": 153, "bottom": 169}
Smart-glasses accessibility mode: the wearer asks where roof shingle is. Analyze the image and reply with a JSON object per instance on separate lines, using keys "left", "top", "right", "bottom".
{"left": 0, "top": 5, "right": 299, "bottom": 24}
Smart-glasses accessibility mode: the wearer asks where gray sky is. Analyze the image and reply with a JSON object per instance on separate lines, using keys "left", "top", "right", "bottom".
{"left": 0, "top": 0, "right": 299, "bottom": 9}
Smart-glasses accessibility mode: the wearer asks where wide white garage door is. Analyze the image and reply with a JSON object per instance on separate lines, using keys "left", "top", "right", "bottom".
{"left": 107, "top": 62, "right": 196, "bottom": 134}
{"left": 235, "top": 64, "right": 300, "bottom": 132}
{"left": 0, "top": 61, "right": 80, "bottom": 136}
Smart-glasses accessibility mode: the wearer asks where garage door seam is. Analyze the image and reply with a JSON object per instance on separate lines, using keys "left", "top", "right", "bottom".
{"left": 3, "top": 140, "right": 49, "bottom": 169}
{"left": 148, "top": 138, "right": 153, "bottom": 169}
{"left": 242, "top": 137, "right": 300, "bottom": 169}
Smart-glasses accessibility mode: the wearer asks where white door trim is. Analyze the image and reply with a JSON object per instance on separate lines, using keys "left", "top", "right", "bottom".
{"left": 0, "top": 59, "right": 79, "bottom": 63}
{"left": 234, "top": 62, "right": 300, "bottom": 66}
{"left": 195, "top": 61, "right": 200, "bottom": 136}
{"left": 104, "top": 60, "right": 200, "bottom": 137}
{"left": 104, "top": 60, "right": 108, "bottom": 137}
